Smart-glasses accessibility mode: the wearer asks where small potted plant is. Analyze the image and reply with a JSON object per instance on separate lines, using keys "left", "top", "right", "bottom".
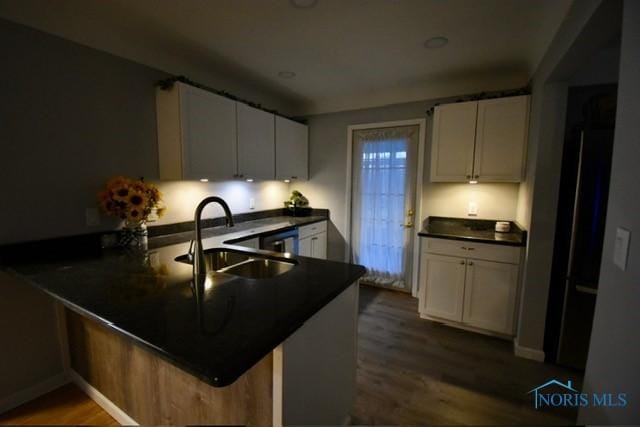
{"left": 98, "top": 176, "right": 165, "bottom": 247}
{"left": 284, "top": 190, "right": 311, "bottom": 217}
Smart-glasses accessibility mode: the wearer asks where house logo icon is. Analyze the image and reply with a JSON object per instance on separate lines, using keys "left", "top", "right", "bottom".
{"left": 527, "top": 379, "right": 579, "bottom": 409}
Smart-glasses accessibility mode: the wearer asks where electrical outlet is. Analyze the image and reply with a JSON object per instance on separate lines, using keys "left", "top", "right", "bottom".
{"left": 249, "top": 197, "right": 255, "bottom": 210}
{"left": 613, "top": 227, "right": 630, "bottom": 270}
{"left": 85, "top": 207, "right": 100, "bottom": 227}
{"left": 468, "top": 201, "right": 478, "bottom": 216}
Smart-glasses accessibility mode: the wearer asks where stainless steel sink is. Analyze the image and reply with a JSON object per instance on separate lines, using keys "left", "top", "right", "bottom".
{"left": 175, "top": 249, "right": 251, "bottom": 270}
{"left": 219, "top": 258, "right": 295, "bottom": 279}
{"left": 175, "top": 248, "right": 296, "bottom": 279}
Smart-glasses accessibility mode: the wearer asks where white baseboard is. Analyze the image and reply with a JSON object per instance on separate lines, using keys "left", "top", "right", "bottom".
{"left": 69, "top": 370, "right": 138, "bottom": 426}
{"left": 513, "top": 339, "right": 546, "bottom": 362}
{"left": 0, "top": 372, "right": 69, "bottom": 415}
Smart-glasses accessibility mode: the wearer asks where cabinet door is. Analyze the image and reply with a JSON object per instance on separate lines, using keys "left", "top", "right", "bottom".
{"left": 473, "top": 96, "right": 529, "bottom": 182}
{"left": 298, "top": 236, "right": 311, "bottom": 257}
{"left": 309, "top": 231, "right": 327, "bottom": 260}
{"left": 430, "top": 101, "right": 477, "bottom": 182}
{"left": 237, "top": 103, "right": 275, "bottom": 180}
{"left": 462, "top": 259, "right": 519, "bottom": 334}
{"left": 275, "top": 116, "right": 309, "bottom": 181}
{"left": 180, "top": 83, "right": 237, "bottom": 180}
{"left": 419, "top": 253, "right": 466, "bottom": 322}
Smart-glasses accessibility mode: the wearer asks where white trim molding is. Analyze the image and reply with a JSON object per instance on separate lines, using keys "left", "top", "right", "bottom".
{"left": 513, "top": 339, "right": 546, "bottom": 362}
{"left": 0, "top": 372, "right": 69, "bottom": 415}
{"left": 69, "top": 370, "right": 139, "bottom": 426}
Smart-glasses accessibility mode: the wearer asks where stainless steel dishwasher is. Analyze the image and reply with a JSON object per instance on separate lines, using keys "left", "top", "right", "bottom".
{"left": 260, "top": 228, "right": 298, "bottom": 254}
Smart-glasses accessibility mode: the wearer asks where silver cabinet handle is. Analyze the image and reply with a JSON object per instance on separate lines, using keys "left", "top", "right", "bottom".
{"left": 468, "top": 261, "right": 474, "bottom": 266}
{"left": 466, "top": 175, "right": 471, "bottom": 179}
{"left": 460, "top": 260, "right": 465, "bottom": 265}
{"left": 467, "top": 247, "right": 475, "bottom": 251}
{"left": 461, "top": 246, "right": 467, "bottom": 250}
{"left": 311, "top": 237, "right": 319, "bottom": 241}
{"left": 474, "top": 174, "right": 479, "bottom": 179}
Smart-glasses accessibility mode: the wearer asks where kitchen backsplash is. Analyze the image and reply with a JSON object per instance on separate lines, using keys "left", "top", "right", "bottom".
{"left": 150, "top": 180, "right": 291, "bottom": 226}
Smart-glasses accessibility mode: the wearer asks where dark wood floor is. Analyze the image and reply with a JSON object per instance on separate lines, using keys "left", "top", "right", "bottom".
{"left": 352, "top": 285, "right": 583, "bottom": 425}
{"left": 0, "top": 383, "right": 118, "bottom": 426}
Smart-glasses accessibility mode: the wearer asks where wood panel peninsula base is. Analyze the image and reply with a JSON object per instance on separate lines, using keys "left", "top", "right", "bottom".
{"left": 65, "top": 283, "right": 359, "bottom": 426}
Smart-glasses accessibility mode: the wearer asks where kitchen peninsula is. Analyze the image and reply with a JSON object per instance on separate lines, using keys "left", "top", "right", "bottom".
{"left": 1, "top": 211, "right": 365, "bottom": 426}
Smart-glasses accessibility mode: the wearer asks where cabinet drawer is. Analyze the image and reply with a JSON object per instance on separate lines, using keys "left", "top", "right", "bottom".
{"left": 298, "top": 221, "right": 327, "bottom": 239}
{"left": 422, "top": 237, "right": 521, "bottom": 264}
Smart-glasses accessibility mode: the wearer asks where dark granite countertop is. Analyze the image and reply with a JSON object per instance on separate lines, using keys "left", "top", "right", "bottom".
{"left": 1, "top": 214, "right": 365, "bottom": 387}
{"left": 418, "top": 216, "right": 527, "bottom": 247}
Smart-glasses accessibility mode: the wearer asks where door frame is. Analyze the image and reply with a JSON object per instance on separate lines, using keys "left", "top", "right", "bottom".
{"left": 344, "top": 118, "right": 426, "bottom": 296}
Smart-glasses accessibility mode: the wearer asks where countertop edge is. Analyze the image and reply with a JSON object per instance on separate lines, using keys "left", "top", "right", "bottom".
{"left": 417, "top": 232, "right": 526, "bottom": 247}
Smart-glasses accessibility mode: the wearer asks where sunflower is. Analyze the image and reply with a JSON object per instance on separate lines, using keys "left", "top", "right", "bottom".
{"left": 128, "top": 190, "right": 148, "bottom": 209}
{"left": 126, "top": 207, "right": 143, "bottom": 223}
{"left": 112, "top": 185, "right": 131, "bottom": 202}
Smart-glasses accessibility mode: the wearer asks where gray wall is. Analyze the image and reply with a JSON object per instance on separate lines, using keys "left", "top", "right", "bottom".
{"left": 0, "top": 272, "right": 65, "bottom": 407}
{"left": 0, "top": 18, "right": 165, "bottom": 244}
{"left": 579, "top": 1, "right": 640, "bottom": 422}
{"left": 296, "top": 97, "right": 520, "bottom": 262}
{"left": 514, "top": 0, "right": 622, "bottom": 351}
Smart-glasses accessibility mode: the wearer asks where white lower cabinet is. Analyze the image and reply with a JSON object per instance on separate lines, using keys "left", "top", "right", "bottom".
{"left": 419, "top": 237, "right": 521, "bottom": 336}
{"left": 462, "top": 259, "right": 519, "bottom": 334}
{"left": 420, "top": 254, "right": 466, "bottom": 322}
{"left": 297, "top": 221, "right": 328, "bottom": 259}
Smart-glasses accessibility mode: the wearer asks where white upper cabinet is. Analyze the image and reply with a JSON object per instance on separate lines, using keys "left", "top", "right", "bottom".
{"left": 237, "top": 103, "right": 275, "bottom": 181}
{"left": 430, "top": 101, "right": 478, "bottom": 182}
{"left": 474, "top": 96, "right": 529, "bottom": 182}
{"left": 430, "top": 95, "right": 530, "bottom": 183}
{"left": 275, "top": 116, "right": 309, "bottom": 181}
{"left": 156, "top": 82, "right": 237, "bottom": 181}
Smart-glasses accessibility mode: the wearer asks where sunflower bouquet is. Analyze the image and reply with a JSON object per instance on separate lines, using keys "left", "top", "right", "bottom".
{"left": 98, "top": 176, "right": 165, "bottom": 228}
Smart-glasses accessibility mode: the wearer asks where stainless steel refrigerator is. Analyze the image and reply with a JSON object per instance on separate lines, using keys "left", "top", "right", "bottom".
{"left": 545, "top": 85, "right": 617, "bottom": 369}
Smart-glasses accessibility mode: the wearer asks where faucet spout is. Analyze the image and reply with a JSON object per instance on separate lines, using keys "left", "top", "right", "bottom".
{"left": 193, "top": 196, "right": 234, "bottom": 281}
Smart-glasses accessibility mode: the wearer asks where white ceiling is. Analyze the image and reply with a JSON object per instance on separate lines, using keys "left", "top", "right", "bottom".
{"left": 0, "top": 0, "right": 572, "bottom": 115}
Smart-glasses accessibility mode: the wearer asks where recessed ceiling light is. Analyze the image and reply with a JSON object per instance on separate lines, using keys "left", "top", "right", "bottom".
{"left": 278, "top": 71, "right": 296, "bottom": 79}
{"left": 246, "top": 178, "right": 254, "bottom": 183}
{"left": 424, "top": 36, "right": 449, "bottom": 49}
{"left": 291, "top": 0, "right": 318, "bottom": 8}
{"left": 199, "top": 178, "right": 209, "bottom": 182}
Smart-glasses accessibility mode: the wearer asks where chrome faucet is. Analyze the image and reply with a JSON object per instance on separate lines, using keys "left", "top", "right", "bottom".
{"left": 191, "top": 196, "right": 234, "bottom": 282}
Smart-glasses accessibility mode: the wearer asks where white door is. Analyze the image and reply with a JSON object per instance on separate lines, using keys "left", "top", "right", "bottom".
{"left": 180, "top": 83, "right": 237, "bottom": 180}
{"left": 237, "top": 103, "right": 275, "bottom": 180}
{"left": 350, "top": 122, "right": 421, "bottom": 291}
{"left": 275, "top": 116, "right": 309, "bottom": 181}
{"left": 473, "top": 96, "right": 529, "bottom": 182}
{"left": 430, "top": 101, "right": 477, "bottom": 182}
{"left": 420, "top": 253, "right": 467, "bottom": 322}
{"left": 462, "top": 259, "right": 519, "bottom": 334}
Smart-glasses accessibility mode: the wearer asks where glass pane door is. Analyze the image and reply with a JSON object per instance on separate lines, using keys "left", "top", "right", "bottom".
{"left": 350, "top": 125, "right": 419, "bottom": 291}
